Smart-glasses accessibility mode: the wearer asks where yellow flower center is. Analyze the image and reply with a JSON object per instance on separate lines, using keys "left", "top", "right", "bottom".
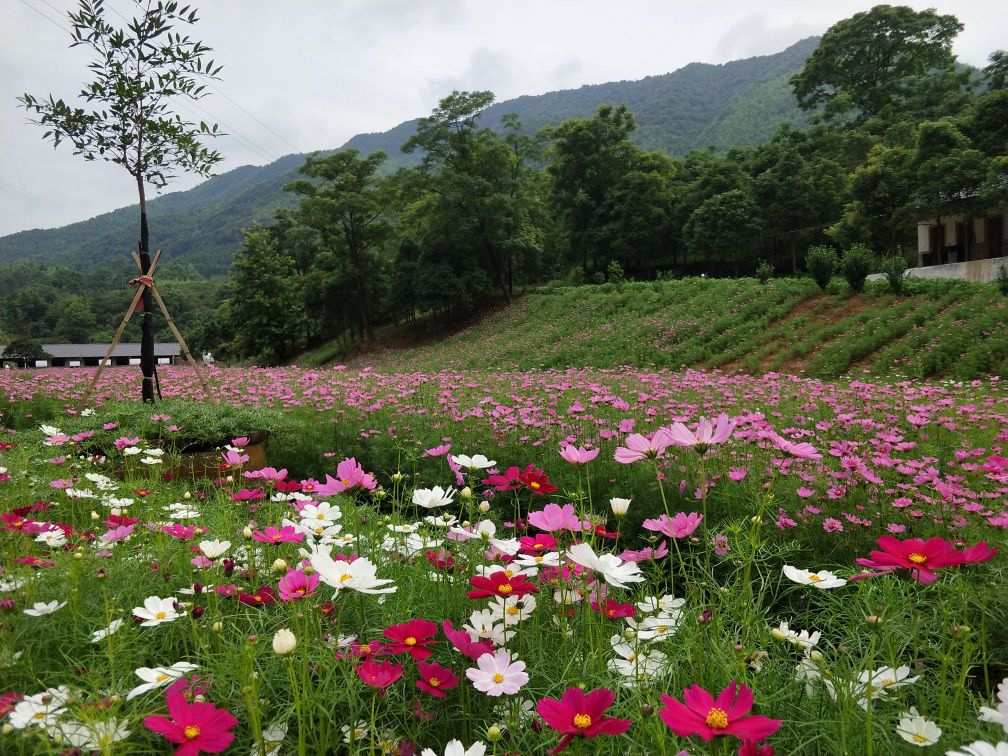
{"left": 529, "top": 481, "right": 541, "bottom": 490}
{"left": 492, "top": 673, "right": 505, "bottom": 683}
{"left": 908, "top": 552, "right": 927, "bottom": 564}
{"left": 184, "top": 725, "right": 201, "bottom": 740}
{"left": 807, "top": 574, "right": 821, "bottom": 583}
{"left": 428, "top": 677, "right": 441, "bottom": 687}
{"left": 359, "top": 644, "right": 371, "bottom": 654}
{"left": 341, "top": 479, "right": 350, "bottom": 486}
{"left": 497, "top": 583, "right": 513, "bottom": 595}
{"left": 573, "top": 713, "right": 592, "bottom": 728}
{"left": 155, "top": 611, "right": 167, "bottom": 619}
{"left": 507, "top": 606, "right": 520, "bottom": 616}
{"left": 156, "top": 674, "right": 170, "bottom": 682}
{"left": 705, "top": 708, "right": 729, "bottom": 729}
{"left": 339, "top": 573, "right": 353, "bottom": 583}
{"left": 913, "top": 734, "right": 926, "bottom": 744}
{"left": 404, "top": 637, "right": 417, "bottom": 646}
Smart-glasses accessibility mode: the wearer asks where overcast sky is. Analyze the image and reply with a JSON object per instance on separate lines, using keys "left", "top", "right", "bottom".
{"left": 2, "top": 0, "right": 1005, "bottom": 237}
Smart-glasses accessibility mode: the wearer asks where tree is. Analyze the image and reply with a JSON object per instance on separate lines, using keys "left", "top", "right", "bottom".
{"left": 683, "top": 189, "right": 764, "bottom": 277}
{"left": 18, "top": 0, "right": 223, "bottom": 401}
{"left": 791, "top": 5, "right": 963, "bottom": 123}
{"left": 285, "top": 150, "right": 391, "bottom": 343}
{"left": 1, "top": 339, "right": 52, "bottom": 367}
{"left": 985, "top": 50, "right": 1008, "bottom": 90}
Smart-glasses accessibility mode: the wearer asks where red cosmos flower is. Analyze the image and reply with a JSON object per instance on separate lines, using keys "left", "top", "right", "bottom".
{"left": 483, "top": 465, "right": 522, "bottom": 492}
{"left": 237, "top": 586, "right": 276, "bottom": 607}
{"left": 659, "top": 681, "right": 782, "bottom": 743}
{"left": 520, "top": 534, "right": 558, "bottom": 553}
{"left": 356, "top": 659, "right": 403, "bottom": 689}
{"left": 415, "top": 661, "right": 459, "bottom": 698}
{"left": 536, "top": 687, "right": 632, "bottom": 754}
{"left": 1, "top": 513, "right": 35, "bottom": 531}
{"left": 739, "top": 740, "right": 775, "bottom": 756}
{"left": 442, "top": 620, "right": 495, "bottom": 661}
{"left": 163, "top": 525, "right": 204, "bottom": 540}
{"left": 591, "top": 599, "right": 636, "bottom": 619}
{"left": 252, "top": 525, "right": 303, "bottom": 544}
{"left": 518, "top": 464, "right": 557, "bottom": 495}
{"left": 131, "top": 488, "right": 153, "bottom": 497}
{"left": 336, "top": 639, "right": 389, "bottom": 661}
{"left": 425, "top": 548, "right": 456, "bottom": 571}
{"left": 144, "top": 678, "right": 237, "bottom": 755}
{"left": 467, "top": 571, "right": 540, "bottom": 600}
{"left": 15, "top": 556, "right": 56, "bottom": 567}
{"left": 0, "top": 691, "right": 23, "bottom": 717}
{"left": 854, "top": 535, "right": 998, "bottom": 584}
{"left": 383, "top": 619, "right": 438, "bottom": 660}
{"left": 105, "top": 514, "right": 140, "bottom": 528}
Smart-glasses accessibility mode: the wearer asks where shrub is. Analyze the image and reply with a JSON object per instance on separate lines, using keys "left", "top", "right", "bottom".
{"left": 997, "top": 264, "right": 1008, "bottom": 296}
{"left": 840, "top": 243, "right": 876, "bottom": 293}
{"left": 755, "top": 260, "right": 774, "bottom": 284}
{"left": 606, "top": 260, "right": 625, "bottom": 285}
{"left": 881, "top": 256, "right": 907, "bottom": 294}
{"left": 806, "top": 245, "right": 838, "bottom": 290}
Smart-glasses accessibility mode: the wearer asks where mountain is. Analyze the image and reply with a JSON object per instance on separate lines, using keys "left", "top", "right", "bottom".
{"left": 0, "top": 38, "right": 818, "bottom": 276}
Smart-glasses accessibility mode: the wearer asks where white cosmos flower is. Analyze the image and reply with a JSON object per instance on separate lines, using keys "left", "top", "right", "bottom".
{"left": 608, "top": 640, "right": 669, "bottom": 686}
{"left": 90, "top": 618, "right": 125, "bottom": 643}
{"left": 513, "top": 551, "right": 560, "bottom": 570}
{"left": 451, "top": 454, "right": 496, "bottom": 471}
{"left": 8, "top": 686, "right": 70, "bottom": 729}
{"left": 424, "top": 513, "right": 459, "bottom": 528}
{"left": 979, "top": 678, "right": 1008, "bottom": 734}
{"left": 65, "top": 487, "right": 97, "bottom": 499}
{"left": 49, "top": 718, "right": 132, "bottom": 749}
{"left": 897, "top": 707, "right": 941, "bottom": 747}
{"left": 141, "top": 456, "right": 163, "bottom": 465}
{"left": 567, "top": 542, "right": 645, "bottom": 589}
{"left": 853, "top": 665, "right": 919, "bottom": 708}
{"left": 126, "top": 662, "right": 199, "bottom": 699}
{"left": 24, "top": 600, "right": 66, "bottom": 616}
{"left": 609, "top": 497, "right": 632, "bottom": 516}
{"left": 412, "top": 486, "right": 457, "bottom": 509}
{"left": 946, "top": 742, "right": 1008, "bottom": 756}
{"left": 40, "top": 424, "right": 62, "bottom": 437}
{"left": 775, "top": 621, "right": 821, "bottom": 649}
{"left": 489, "top": 595, "right": 537, "bottom": 625}
{"left": 636, "top": 594, "right": 686, "bottom": 615}
{"left": 464, "top": 608, "right": 506, "bottom": 646}
{"left": 422, "top": 739, "right": 488, "bottom": 756}
{"left": 198, "top": 539, "right": 231, "bottom": 559}
{"left": 251, "top": 720, "right": 289, "bottom": 756}
{"left": 132, "top": 596, "right": 181, "bottom": 626}
{"left": 341, "top": 721, "right": 369, "bottom": 744}
{"left": 299, "top": 502, "right": 341, "bottom": 527}
{"left": 309, "top": 549, "right": 396, "bottom": 595}
{"left": 104, "top": 496, "right": 134, "bottom": 508}
{"left": 782, "top": 565, "right": 847, "bottom": 589}
{"left": 123, "top": 446, "right": 142, "bottom": 456}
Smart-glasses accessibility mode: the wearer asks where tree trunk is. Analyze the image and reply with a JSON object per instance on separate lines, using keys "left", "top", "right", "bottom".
{"left": 137, "top": 174, "right": 155, "bottom": 404}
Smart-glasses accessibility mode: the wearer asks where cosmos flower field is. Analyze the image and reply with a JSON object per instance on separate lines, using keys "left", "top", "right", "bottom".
{"left": 0, "top": 365, "right": 1006, "bottom": 755}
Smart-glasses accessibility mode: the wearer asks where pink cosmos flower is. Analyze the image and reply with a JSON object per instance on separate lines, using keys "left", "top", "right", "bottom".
{"left": 114, "top": 437, "right": 142, "bottom": 450}
{"left": 659, "top": 680, "right": 782, "bottom": 743}
{"left": 230, "top": 437, "right": 250, "bottom": 448}
{"left": 527, "top": 503, "right": 584, "bottom": 533}
{"left": 559, "top": 444, "right": 600, "bottom": 465}
{"left": 822, "top": 518, "right": 844, "bottom": 533}
{"left": 795, "top": 488, "right": 815, "bottom": 499}
{"left": 766, "top": 432, "right": 821, "bottom": 460}
{"left": 316, "top": 457, "right": 377, "bottom": 494}
{"left": 164, "top": 524, "right": 202, "bottom": 540}
{"left": 277, "top": 569, "right": 319, "bottom": 601}
{"left": 614, "top": 432, "right": 671, "bottom": 463}
{"left": 728, "top": 467, "right": 748, "bottom": 481}
{"left": 423, "top": 444, "right": 451, "bottom": 457}
{"left": 100, "top": 524, "right": 134, "bottom": 544}
{"left": 642, "top": 512, "right": 703, "bottom": 539}
{"left": 144, "top": 678, "right": 238, "bottom": 755}
{"left": 537, "top": 687, "right": 632, "bottom": 754}
{"left": 252, "top": 526, "right": 303, "bottom": 544}
{"left": 220, "top": 449, "right": 249, "bottom": 468}
{"left": 660, "top": 414, "right": 736, "bottom": 450}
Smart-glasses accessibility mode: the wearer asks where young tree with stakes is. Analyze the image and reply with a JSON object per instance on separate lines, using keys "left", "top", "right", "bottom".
{"left": 18, "top": 0, "right": 223, "bottom": 402}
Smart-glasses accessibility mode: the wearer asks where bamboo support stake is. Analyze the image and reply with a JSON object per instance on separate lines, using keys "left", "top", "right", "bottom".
{"left": 77, "top": 250, "right": 163, "bottom": 411}
{"left": 149, "top": 283, "right": 216, "bottom": 402}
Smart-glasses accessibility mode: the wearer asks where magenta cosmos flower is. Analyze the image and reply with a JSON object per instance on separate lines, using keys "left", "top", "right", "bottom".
{"left": 659, "top": 681, "right": 781, "bottom": 743}
{"left": 855, "top": 536, "right": 997, "bottom": 584}
{"left": 277, "top": 569, "right": 319, "bottom": 601}
{"left": 356, "top": 659, "right": 403, "bottom": 689}
{"left": 536, "top": 687, "right": 632, "bottom": 754}
{"left": 659, "top": 414, "right": 736, "bottom": 450}
{"left": 252, "top": 525, "right": 303, "bottom": 544}
{"left": 316, "top": 457, "right": 377, "bottom": 494}
{"left": 559, "top": 444, "right": 600, "bottom": 465}
{"left": 144, "top": 679, "right": 238, "bottom": 755}
{"left": 614, "top": 432, "right": 671, "bottom": 464}
{"left": 527, "top": 503, "right": 584, "bottom": 533}
{"left": 642, "top": 512, "right": 703, "bottom": 539}
{"left": 416, "top": 661, "right": 459, "bottom": 698}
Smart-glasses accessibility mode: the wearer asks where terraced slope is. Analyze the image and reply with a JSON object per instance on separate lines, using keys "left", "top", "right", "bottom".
{"left": 347, "top": 278, "right": 1008, "bottom": 380}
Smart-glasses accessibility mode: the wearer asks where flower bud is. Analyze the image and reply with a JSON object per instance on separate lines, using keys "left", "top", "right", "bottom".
{"left": 478, "top": 501, "right": 491, "bottom": 513}
{"left": 460, "top": 486, "right": 473, "bottom": 499}
{"left": 750, "top": 515, "right": 761, "bottom": 524}
{"left": 272, "top": 628, "right": 297, "bottom": 655}
{"left": 391, "top": 471, "right": 403, "bottom": 482}
{"left": 242, "top": 526, "right": 254, "bottom": 538}
{"left": 609, "top": 497, "right": 631, "bottom": 517}
{"left": 272, "top": 558, "right": 288, "bottom": 573}
{"left": 212, "top": 621, "right": 223, "bottom": 632}
{"left": 809, "top": 650, "right": 824, "bottom": 663}
{"left": 485, "top": 725, "right": 502, "bottom": 742}
{"left": 770, "top": 628, "right": 787, "bottom": 642}
{"left": 183, "top": 491, "right": 191, "bottom": 499}
{"left": 191, "top": 606, "right": 205, "bottom": 619}
{"left": 90, "top": 511, "right": 100, "bottom": 521}
{"left": 2, "top": 723, "right": 14, "bottom": 735}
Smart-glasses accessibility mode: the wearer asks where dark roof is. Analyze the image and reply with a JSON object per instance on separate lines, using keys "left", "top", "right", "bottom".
{"left": 0, "top": 343, "right": 181, "bottom": 359}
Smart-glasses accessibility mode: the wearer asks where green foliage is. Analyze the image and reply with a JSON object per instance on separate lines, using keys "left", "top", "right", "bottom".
{"left": 806, "top": 245, "right": 838, "bottom": 290}
{"left": 684, "top": 189, "right": 764, "bottom": 276}
{"left": 0, "top": 338, "right": 51, "bottom": 363}
{"left": 839, "top": 243, "right": 876, "bottom": 293}
{"left": 791, "top": 5, "right": 963, "bottom": 123}
{"left": 605, "top": 259, "right": 625, "bottom": 285}
{"left": 756, "top": 260, "right": 774, "bottom": 284}
{"left": 881, "top": 256, "right": 907, "bottom": 294}
{"left": 997, "top": 264, "right": 1008, "bottom": 296}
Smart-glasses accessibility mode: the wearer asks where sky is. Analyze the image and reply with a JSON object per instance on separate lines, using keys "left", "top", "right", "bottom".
{"left": 2, "top": 0, "right": 1006, "bottom": 238}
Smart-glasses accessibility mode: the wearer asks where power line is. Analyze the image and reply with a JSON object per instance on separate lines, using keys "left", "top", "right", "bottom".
{"left": 20, "top": 0, "right": 71, "bottom": 34}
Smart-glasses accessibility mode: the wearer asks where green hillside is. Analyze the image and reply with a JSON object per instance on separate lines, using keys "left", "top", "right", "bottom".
{"left": 0, "top": 39, "right": 816, "bottom": 275}
{"left": 342, "top": 277, "right": 1008, "bottom": 380}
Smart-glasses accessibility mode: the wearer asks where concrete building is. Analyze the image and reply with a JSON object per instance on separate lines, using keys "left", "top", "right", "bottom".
{"left": 0, "top": 343, "right": 181, "bottom": 369}
{"left": 911, "top": 205, "right": 1007, "bottom": 282}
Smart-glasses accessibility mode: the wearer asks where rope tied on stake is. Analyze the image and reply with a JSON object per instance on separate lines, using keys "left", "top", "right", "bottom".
{"left": 129, "top": 274, "right": 154, "bottom": 288}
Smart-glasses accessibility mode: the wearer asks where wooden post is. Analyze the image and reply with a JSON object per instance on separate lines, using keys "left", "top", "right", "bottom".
{"left": 77, "top": 250, "right": 162, "bottom": 411}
